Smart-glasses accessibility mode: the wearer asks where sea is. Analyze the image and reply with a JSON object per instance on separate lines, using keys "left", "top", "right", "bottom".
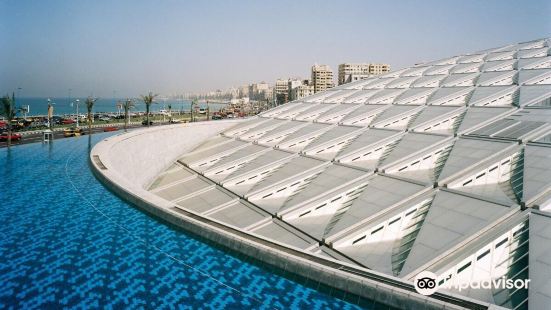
{"left": 14, "top": 97, "right": 226, "bottom": 116}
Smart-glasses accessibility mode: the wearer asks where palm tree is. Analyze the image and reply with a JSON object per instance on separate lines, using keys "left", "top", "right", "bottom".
{"left": 85, "top": 96, "right": 98, "bottom": 135}
{"left": 0, "top": 93, "right": 19, "bottom": 147}
{"left": 167, "top": 103, "right": 172, "bottom": 123}
{"left": 122, "top": 98, "right": 135, "bottom": 132}
{"left": 140, "top": 92, "right": 158, "bottom": 127}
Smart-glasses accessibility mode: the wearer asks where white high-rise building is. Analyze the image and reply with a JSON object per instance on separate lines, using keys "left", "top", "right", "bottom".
{"left": 311, "top": 64, "right": 334, "bottom": 93}
{"left": 289, "top": 83, "right": 314, "bottom": 101}
{"left": 338, "top": 63, "right": 391, "bottom": 85}
{"left": 249, "top": 82, "right": 271, "bottom": 101}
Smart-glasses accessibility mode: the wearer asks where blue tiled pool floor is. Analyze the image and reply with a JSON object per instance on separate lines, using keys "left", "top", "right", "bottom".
{"left": 0, "top": 133, "right": 388, "bottom": 309}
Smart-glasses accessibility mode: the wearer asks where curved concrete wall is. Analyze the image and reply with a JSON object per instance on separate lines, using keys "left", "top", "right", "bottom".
{"left": 93, "top": 120, "right": 243, "bottom": 188}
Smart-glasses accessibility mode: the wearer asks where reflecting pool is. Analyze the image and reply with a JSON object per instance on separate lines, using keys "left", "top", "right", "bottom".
{"left": 0, "top": 133, "right": 389, "bottom": 309}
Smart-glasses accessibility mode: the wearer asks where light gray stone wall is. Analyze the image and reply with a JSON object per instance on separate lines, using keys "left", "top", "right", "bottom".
{"left": 94, "top": 120, "right": 242, "bottom": 188}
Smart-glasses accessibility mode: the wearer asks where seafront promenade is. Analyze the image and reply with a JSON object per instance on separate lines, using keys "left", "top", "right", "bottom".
{"left": 0, "top": 116, "right": 212, "bottom": 148}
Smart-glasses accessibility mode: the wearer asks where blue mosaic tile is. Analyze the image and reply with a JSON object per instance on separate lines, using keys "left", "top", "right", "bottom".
{"left": 0, "top": 133, "right": 387, "bottom": 309}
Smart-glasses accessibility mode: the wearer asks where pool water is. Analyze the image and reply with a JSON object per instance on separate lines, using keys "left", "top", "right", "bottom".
{"left": 0, "top": 133, "right": 388, "bottom": 309}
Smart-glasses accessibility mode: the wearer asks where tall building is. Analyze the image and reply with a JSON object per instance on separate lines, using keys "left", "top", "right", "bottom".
{"left": 275, "top": 79, "right": 290, "bottom": 104}
{"left": 368, "top": 63, "right": 390, "bottom": 75}
{"left": 311, "top": 64, "right": 334, "bottom": 93}
{"left": 275, "top": 78, "right": 308, "bottom": 104}
{"left": 289, "top": 83, "right": 314, "bottom": 101}
{"left": 275, "top": 79, "right": 289, "bottom": 95}
{"left": 238, "top": 85, "right": 249, "bottom": 98}
{"left": 338, "top": 63, "right": 391, "bottom": 85}
{"left": 288, "top": 79, "right": 304, "bottom": 92}
{"left": 287, "top": 79, "right": 305, "bottom": 102}
{"left": 249, "top": 82, "right": 271, "bottom": 101}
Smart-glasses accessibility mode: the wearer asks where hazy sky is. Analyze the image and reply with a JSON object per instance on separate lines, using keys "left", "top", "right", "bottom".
{"left": 1, "top": 0, "right": 550, "bottom": 97}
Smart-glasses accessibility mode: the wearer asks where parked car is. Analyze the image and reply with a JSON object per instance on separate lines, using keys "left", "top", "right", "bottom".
{"left": 142, "top": 120, "right": 154, "bottom": 126}
{"left": 103, "top": 126, "right": 118, "bottom": 132}
{"left": 61, "top": 119, "right": 76, "bottom": 125}
{"left": 29, "top": 121, "right": 46, "bottom": 129}
{"left": 211, "top": 115, "right": 222, "bottom": 120}
{"left": 98, "top": 116, "right": 111, "bottom": 122}
{"left": 63, "top": 127, "right": 84, "bottom": 137}
{"left": 0, "top": 132, "right": 22, "bottom": 141}
{"left": 52, "top": 116, "right": 63, "bottom": 124}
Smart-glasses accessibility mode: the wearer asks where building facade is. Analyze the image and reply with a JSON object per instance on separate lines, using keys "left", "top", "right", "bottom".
{"left": 338, "top": 63, "right": 391, "bottom": 85}
{"left": 249, "top": 82, "right": 272, "bottom": 101}
{"left": 238, "top": 85, "right": 249, "bottom": 99}
{"left": 275, "top": 79, "right": 290, "bottom": 104}
{"left": 289, "top": 83, "right": 314, "bottom": 101}
{"left": 311, "top": 64, "right": 334, "bottom": 93}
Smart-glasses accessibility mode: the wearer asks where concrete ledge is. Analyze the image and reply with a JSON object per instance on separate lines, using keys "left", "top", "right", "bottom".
{"left": 90, "top": 121, "right": 492, "bottom": 310}
{"left": 93, "top": 120, "right": 242, "bottom": 188}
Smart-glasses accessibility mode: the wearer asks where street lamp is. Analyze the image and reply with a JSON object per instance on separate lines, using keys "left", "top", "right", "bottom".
{"left": 75, "top": 99, "right": 80, "bottom": 127}
{"left": 47, "top": 98, "right": 54, "bottom": 130}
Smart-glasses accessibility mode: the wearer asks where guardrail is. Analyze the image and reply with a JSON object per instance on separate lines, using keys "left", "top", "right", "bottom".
{"left": 14, "top": 121, "right": 146, "bottom": 136}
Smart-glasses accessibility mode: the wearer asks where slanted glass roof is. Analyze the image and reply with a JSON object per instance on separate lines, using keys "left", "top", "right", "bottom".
{"left": 378, "top": 133, "right": 450, "bottom": 169}
{"left": 325, "top": 175, "right": 430, "bottom": 241}
{"left": 175, "top": 187, "right": 236, "bottom": 214}
{"left": 436, "top": 138, "right": 516, "bottom": 183}
{"left": 255, "top": 120, "right": 309, "bottom": 145}
{"left": 400, "top": 190, "right": 514, "bottom": 276}
{"left": 481, "top": 59, "right": 516, "bottom": 72}
{"left": 394, "top": 88, "right": 437, "bottom": 105}
{"left": 456, "top": 106, "right": 514, "bottom": 134}
{"left": 146, "top": 38, "right": 551, "bottom": 309}
{"left": 340, "top": 104, "right": 388, "bottom": 126}
{"left": 518, "top": 56, "right": 551, "bottom": 70}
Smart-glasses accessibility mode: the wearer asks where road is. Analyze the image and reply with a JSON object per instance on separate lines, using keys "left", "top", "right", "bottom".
{"left": 0, "top": 122, "right": 167, "bottom": 148}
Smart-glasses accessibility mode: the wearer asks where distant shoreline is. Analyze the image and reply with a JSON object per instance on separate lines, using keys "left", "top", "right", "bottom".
{"left": 11, "top": 97, "right": 227, "bottom": 117}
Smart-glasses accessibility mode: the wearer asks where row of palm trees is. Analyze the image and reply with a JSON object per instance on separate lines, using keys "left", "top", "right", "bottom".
{"left": 85, "top": 92, "right": 159, "bottom": 132}
{"left": 1, "top": 93, "right": 20, "bottom": 147}
{"left": 1, "top": 92, "right": 160, "bottom": 148}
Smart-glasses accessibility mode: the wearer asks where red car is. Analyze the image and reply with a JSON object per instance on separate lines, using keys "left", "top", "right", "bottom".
{"left": 0, "top": 132, "right": 22, "bottom": 141}
{"left": 103, "top": 126, "right": 118, "bottom": 132}
{"left": 62, "top": 119, "right": 76, "bottom": 125}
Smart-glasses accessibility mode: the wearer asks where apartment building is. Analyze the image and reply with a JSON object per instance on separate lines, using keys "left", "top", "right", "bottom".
{"left": 311, "top": 64, "right": 334, "bottom": 93}
{"left": 289, "top": 83, "right": 314, "bottom": 101}
{"left": 338, "top": 63, "right": 390, "bottom": 85}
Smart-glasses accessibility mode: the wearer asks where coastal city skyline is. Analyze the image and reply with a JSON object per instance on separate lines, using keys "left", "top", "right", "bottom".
{"left": 2, "top": 0, "right": 550, "bottom": 98}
